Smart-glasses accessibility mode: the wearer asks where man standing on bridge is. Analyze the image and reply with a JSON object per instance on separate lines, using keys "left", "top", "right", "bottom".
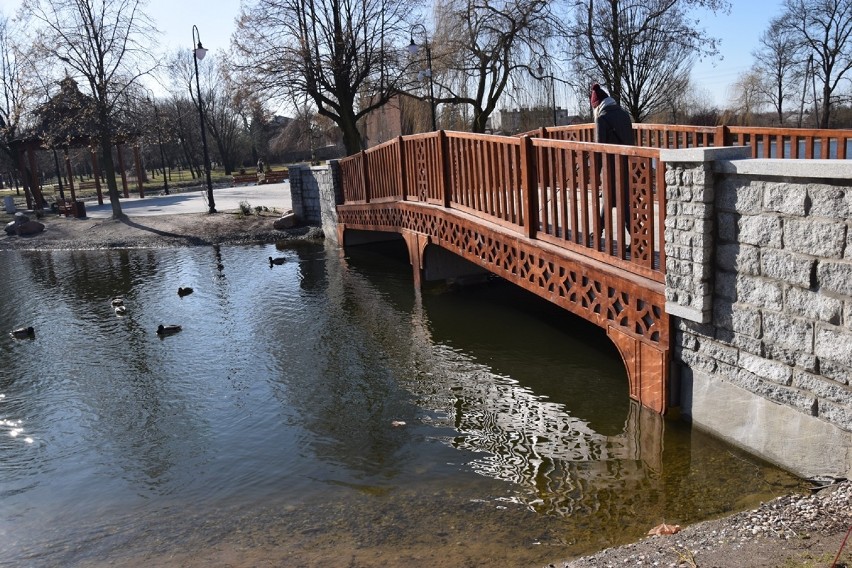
{"left": 591, "top": 83, "right": 634, "bottom": 249}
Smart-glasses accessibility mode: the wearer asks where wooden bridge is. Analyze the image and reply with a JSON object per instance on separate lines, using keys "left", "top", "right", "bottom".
{"left": 336, "top": 124, "right": 852, "bottom": 415}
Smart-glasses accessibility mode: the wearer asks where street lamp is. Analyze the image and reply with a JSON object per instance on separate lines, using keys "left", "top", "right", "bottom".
{"left": 408, "top": 24, "right": 437, "bottom": 132}
{"left": 147, "top": 94, "right": 169, "bottom": 195}
{"left": 192, "top": 24, "right": 215, "bottom": 213}
{"left": 537, "top": 64, "right": 558, "bottom": 127}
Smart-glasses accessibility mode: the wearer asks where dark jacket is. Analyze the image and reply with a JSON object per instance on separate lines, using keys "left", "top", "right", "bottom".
{"left": 595, "top": 100, "right": 635, "bottom": 146}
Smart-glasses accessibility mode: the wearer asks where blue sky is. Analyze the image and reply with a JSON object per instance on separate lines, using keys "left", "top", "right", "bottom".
{"left": 3, "top": 0, "right": 784, "bottom": 108}
{"left": 691, "top": 1, "right": 786, "bottom": 105}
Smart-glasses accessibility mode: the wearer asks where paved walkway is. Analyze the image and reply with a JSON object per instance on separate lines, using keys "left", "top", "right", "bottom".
{"left": 83, "top": 182, "right": 292, "bottom": 219}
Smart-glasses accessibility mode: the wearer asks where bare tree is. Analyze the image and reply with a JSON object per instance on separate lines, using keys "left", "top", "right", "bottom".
{"left": 20, "top": 0, "right": 157, "bottom": 218}
{"left": 429, "top": 0, "right": 555, "bottom": 133}
{"left": 0, "top": 13, "right": 33, "bottom": 189}
{"left": 753, "top": 17, "right": 805, "bottom": 125}
{"left": 779, "top": 0, "right": 852, "bottom": 128}
{"left": 729, "top": 69, "right": 767, "bottom": 125}
{"left": 569, "top": 0, "right": 729, "bottom": 122}
{"left": 233, "top": 0, "right": 411, "bottom": 155}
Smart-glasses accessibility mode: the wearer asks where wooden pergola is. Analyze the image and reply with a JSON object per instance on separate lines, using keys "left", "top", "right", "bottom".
{"left": 12, "top": 76, "right": 146, "bottom": 211}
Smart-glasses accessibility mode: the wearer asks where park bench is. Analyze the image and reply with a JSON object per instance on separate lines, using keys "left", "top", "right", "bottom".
{"left": 55, "top": 199, "right": 73, "bottom": 216}
{"left": 231, "top": 173, "right": 259, "bottom": 186}
{"left": 261, "top": 170, "right": 288, "bottom": 184}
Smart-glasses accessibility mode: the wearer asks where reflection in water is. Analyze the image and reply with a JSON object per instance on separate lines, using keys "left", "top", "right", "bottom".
{"left": 0, "top": 242, "right": 803, "bottom": 567}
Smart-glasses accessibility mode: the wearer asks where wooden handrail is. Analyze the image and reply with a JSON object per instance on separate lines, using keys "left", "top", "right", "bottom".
{"left": 525, "top": 123, "right": 852, "bottom": 159}
{"left": 339, "top": 130, "right": 667, "bottom": 282}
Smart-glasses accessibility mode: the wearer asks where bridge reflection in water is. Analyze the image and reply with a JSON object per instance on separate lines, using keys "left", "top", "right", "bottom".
{"left": 337, "top": 239, "right": 665, "bottom": 520}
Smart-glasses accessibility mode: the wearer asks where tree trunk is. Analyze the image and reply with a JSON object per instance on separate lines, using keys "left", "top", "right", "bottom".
{"left": 471, "top": 110, "right": 488, "bottom": 133}
{"left": 820, "top": 86, "right": 831, "bottom": 128}
{"left": 339, "top": 113, "right": 363, "bottom": 155}
{"left": 99, "top": 137, "right": 124, "bottom": 219}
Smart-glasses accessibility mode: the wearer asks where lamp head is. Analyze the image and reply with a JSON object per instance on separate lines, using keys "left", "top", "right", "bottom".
{"left": 407, "top": 38, "right": 419, "bottom": 56}
{"left": 194, "top": 42, "right": 208, "bottom": 61}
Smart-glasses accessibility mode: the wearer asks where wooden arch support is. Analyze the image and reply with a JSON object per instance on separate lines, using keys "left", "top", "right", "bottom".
{"left": 338, "top": 203, "right": 671, "bottom": 414}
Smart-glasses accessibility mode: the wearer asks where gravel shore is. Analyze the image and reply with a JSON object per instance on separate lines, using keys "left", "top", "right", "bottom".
{"left": 2, "top": 208, "right": 849, "bottom": 568}
{"left": 559, "top": 480, "right": 850, "bottom": 567}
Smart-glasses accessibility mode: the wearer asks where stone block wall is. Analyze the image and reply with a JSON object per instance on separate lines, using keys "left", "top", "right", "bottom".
{"left": 288, "top": 162, "right": 341, "bottom": 232}
{"left": 662, "top": 149, "right": 852, "bottom": 479}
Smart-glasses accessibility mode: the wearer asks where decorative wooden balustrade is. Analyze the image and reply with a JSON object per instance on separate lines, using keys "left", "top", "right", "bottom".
{"left": 340, "top": 131, "right": 666, "bottom": 282}
{"left": 337, "top": 131, "right": 670, "bottom": 414}
{"left": 528, "top": 123, "right": 852, "bottom": 159}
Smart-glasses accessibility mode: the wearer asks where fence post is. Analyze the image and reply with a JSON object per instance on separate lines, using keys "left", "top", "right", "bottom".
{"left": 715, "top": 125, "right": 731, "bottom": 147}
{"left": 437, "top": 130, "right": 451, "bottom": 208}
{"left": 520, "top": 135, "right": 538, "bottom": 239}
{"left": 397, "top": 136, "right": 406, "bottom": 201}
{"left": 360, "top": 150, "right": 370, "bottom": 203}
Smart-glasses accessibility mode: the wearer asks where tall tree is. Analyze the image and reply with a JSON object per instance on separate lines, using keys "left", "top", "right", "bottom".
{"left": 729, "top": 69, "right": 767, "bottom": 125}
{"left": 431, "top": 0, "right": 555, "bottom": 133}
{"left": 753, "top": 17, "right": 804, "bottom": 125}
{"left": 233, "top": 0, "right": 411, "bottom": 155}
{"left": 0, "top": 13, "right": 31, "bottom": 187}
{"left": 569, "top": 0, "right": 729, "bottom": 122}
{"left": 779, "top": 0, "right": 852, "bottom": 128}
{"left": 20, "top": 0, "right": 157, "bottom": 219}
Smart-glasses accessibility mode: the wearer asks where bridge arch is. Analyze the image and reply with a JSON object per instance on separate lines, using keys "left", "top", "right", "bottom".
{"left": 338, "top": 213, "right": 669, "bottom": 414}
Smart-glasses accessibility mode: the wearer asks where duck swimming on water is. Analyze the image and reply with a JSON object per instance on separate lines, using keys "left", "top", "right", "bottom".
{"left": 178, "top": 287, "right": 194, "bottom": 297}
{"left": 10, "top": 326, "right": 34, "bottom": 339}
{"left": 157, "top": 324, "right": 182, "bottom": 336}
{"left": 269, "top": 256, "right": 286, "bottom": 266}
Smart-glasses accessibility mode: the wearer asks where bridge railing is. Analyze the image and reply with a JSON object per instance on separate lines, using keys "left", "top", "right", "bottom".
{"left": 525, "top": 123, "right": 852, "bottom": 159}
{"left": 339, "top": 130, "right": 665, "bottom": 282}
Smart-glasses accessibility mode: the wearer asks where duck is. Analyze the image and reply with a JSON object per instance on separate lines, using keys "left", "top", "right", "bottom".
{"left": 269, "top": 256, "right": 286, "bottom": 266}
{"left": 177, "top": 287, "right": 194, "bottom": 297}
{"left": 10, "top": 326, "right": 34, "bottom": 339}
{"left": 114, "top": 305, "right": 127, "bottom": 316}
{"left": 111, "top": 297, "right": 124, "bottom": 307}
{"left": 157, "top": 324, "right": 182, "bottom": 336}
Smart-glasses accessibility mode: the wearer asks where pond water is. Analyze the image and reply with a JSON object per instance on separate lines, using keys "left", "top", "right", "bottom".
{"left": 0, "top": 240, "right": 803, "bottom": 567}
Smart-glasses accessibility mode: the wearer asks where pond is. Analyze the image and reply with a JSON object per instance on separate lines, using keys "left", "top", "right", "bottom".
{"left": 0, "top": 240, "right": 802, "bottom": 567}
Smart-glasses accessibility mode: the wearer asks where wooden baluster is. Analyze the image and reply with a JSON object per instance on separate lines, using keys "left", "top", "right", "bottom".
{"left": 360, "top": 150, "right": 370, "bottom": 204}
{"left": 437, "top": 131, "right": 451, "bottom": 209}
{"left": 397, "top": 136, "right": 406, "bottom": 201}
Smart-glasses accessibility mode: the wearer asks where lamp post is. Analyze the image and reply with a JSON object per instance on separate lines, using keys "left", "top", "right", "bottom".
{"left": 192, "top": 24, "right": 215, "bottom": 213}
{"left": 408, "top": 24, "right": 436, "bottom": 132}
{"left": 537, "top": 64, "right": 558, "bottom": 127}
{"left": 147, "top": 94, "right": 169, "bottom": 194}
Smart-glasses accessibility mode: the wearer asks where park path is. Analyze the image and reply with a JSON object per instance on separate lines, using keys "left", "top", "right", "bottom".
{"left": 83, "top": 182, "right": 292, "bottom": 219}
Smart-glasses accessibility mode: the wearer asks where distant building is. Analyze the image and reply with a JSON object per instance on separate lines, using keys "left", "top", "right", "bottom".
{"left": 360, "top": 94, "right": 431, "bottom": 148}
{"left": 496, "top": 107, "right": 582, "bottom": 135}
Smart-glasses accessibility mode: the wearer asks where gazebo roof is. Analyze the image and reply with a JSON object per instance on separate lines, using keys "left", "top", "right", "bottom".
{"left": 31, "top": 76, "right": 101, "bottom": 145}
{"left": 15, "top": 75, "right": 135, "bottom": 149}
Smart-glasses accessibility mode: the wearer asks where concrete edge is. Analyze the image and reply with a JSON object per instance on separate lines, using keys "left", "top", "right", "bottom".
{"left": 713, "top": 158, "right": 852, "bottom": 179}
{"left": 681, "top": 368, "right": 852, "bottom": 479}
{"left": 660, "top": 146, "right": 751, "bottom": 163}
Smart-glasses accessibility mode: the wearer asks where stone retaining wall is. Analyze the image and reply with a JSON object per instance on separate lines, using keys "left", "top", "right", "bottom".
{"left": 288, "top": 163, "right": 341, "bottom": 233}
{"left": 662, "top": 148, "right": 852, "bottom": 479}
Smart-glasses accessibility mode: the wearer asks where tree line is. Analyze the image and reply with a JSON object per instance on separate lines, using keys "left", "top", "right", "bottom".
{"left": 2, "top": 0, "right": 852, "bottom": 218}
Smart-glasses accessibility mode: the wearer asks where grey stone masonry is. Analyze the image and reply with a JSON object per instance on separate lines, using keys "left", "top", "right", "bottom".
{"left": 662, "top": 150, "right": 852, "bottom": 478}
{"left": 289, "top": 162, "right": 341, "bottom": 239}
{"left": 662, "top": 147, "right": 752, "bottom": 323}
